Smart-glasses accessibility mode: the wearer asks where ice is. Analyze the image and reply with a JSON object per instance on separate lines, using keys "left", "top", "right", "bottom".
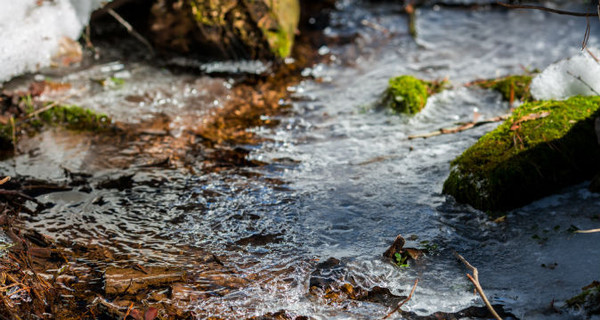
{"left": 530, "top": 50, "right": 600, "bottom": 100}
{"left": 0, "top": 0, "right": 103, "bottom": 83}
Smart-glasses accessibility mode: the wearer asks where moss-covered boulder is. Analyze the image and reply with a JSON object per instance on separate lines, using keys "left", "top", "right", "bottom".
{"left": 150, "top": 0, "right": 300, "bottom": 59}
{"left": 567, "top": 281, "right": 600, "bottom": 316}
{"left": 443, "top": 96, "right": 600, "bottom": 213}
{"left": 477, "top": 75, "right": 533, "bottom": 103}
{"left": 383, "top": 76, "right": 428, "bottom": 114}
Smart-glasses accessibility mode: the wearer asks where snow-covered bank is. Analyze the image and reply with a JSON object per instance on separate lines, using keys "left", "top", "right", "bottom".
{"left": 531, "top": 49, "right": 600, "bottom": 100}
{"left": 0, "top": 0, "right": 103, "bottom": 83}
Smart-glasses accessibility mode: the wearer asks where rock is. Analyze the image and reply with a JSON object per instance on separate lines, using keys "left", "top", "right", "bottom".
{"left": 383, "top": 76, "right": 429, "bottom": 114}
{"left": 383, "top": 234, "right": 424, "bottom": 267}
{"left": 596, "top": 116, "right": 600, "bottom": 145}
{"left": 104, "top": 266, "right": 186, "bottom": 295}
{"left": 591, "top": 173, "right": 600, "bottom": 193}
{"left": 567, "top": 281, "right": 600, "bottom": 316}
{"left": 382, "top": 76, "right": 447, "bottom": 114}
{"left": 443, "top": 96, "right": 600, "bottom": 213}
{"left": 308, "top": 257, "right": 405, "bottom": 305}
{"left": 150, "top": 0, "right": 300, "bottom": 59}
{"left": 383, "top": 235, "right": 405, "bottom": 259}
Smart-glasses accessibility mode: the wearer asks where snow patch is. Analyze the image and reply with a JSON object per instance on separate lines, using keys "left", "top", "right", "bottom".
{"left": 531, "top": 50, "right": 600, "bottom": 100}
{"left": 0, "top": 0, "right": 103, "bottom": 83}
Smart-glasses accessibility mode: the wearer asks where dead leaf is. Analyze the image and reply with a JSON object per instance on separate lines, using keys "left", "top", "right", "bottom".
{"left": 510, "top": 111, "right": 551, "bottom": 131}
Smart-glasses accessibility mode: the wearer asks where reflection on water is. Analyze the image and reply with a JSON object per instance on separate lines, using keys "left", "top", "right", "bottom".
{"left": 3, "top": 2, "right": 600, "bottom": 319}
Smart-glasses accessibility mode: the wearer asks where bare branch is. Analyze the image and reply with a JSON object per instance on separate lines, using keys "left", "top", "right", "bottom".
{"left": 106, "top": 8, "right": 155, "bottom": 56}
{"left": 383, "top": 279, "right": 419, "bottom": 319}
{"left": 454, "top": 251, "right": 502, "bottom": 320}
{"left": 408, "top": 114, "right": 510, "bottom": 140}
{"left": 497, "top": 2, "right": 594, "bottom": 17}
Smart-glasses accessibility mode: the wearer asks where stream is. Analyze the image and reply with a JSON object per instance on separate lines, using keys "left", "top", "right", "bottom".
{"left": 3, "top": 1, "right": 600, "bottom": 319}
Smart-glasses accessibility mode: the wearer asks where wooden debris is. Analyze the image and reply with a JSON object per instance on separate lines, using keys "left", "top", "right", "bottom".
{"left": 382, "top": 279, "right": 419, "bottom": 319}
{"left": 453, "top": 251, "right": 502, "bottom": 320}
{"left": 104, "top": 267, "right": 186, "bottom": 295}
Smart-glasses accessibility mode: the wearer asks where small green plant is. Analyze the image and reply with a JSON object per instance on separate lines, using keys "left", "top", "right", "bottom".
{"left": 394, "top": 252, "right": 409, "bottom": 268}
{"left": 20, "top": 94, "right": 34, "bottom": 114}
{"left": 109, "top": 77, "right": 125, "bottom": 86}
{"left": 419, "top": 240, "right": 439, "bottom": 254}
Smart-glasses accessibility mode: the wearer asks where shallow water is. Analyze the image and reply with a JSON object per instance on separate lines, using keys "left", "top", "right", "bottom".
{"left": 4, "top": 1, "right": 600, "bottom": 319}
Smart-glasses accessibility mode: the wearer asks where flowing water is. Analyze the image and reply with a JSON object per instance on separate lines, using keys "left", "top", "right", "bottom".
{"left": 3, "top": 1, "right": 600, "bottom": 319}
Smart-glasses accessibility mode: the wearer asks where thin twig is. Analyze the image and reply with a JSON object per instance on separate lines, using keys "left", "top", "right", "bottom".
{"left": 496, "top": 2, "right": 594, "bottom": 17}
{"left": 122, "top": 302, "right": 134, "bottom": 320}
{"left": 583, "top": 15, "right": 591, "bottom": 50}
{"left": 408, "top": 114, "right": 510, "bottom": 140}
{"left": 566, "top": 70, "right": 600, "bottom": 96}
{"left": 454, "top": 251, "right": 502, "bottom": 320}
{"left": 587, "top": 48, "right": 600, "bottom": 64}
{"left": 575, "top": 228, "right": 600, "bottom": 234}
{"left": 383, "top": 279, "right": 419, "bottom": 319}
{"left": 106, "top": 8, "right": 155, "bottom": 56}
{"left": 25, "top": 87, "right": 87, "bottom": 119}
{"left": 9, "top": 117, "right": 15, "bottom": 154}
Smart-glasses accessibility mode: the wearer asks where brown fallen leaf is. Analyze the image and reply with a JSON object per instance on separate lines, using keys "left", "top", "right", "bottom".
{"left": 510, "top": 111, "right": 551, "bottom": 131}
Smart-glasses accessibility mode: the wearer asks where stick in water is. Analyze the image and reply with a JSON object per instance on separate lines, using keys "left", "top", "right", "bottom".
{"left": 453, "top": 251, "right": 502, "bottom": 320}
{"left": 383, "top": 278, "right": 419, "bottom": 319}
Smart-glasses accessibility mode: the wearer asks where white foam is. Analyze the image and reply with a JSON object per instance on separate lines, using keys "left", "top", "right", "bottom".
{"left": 531, "top": 50, "right": 600, "bottom": 100}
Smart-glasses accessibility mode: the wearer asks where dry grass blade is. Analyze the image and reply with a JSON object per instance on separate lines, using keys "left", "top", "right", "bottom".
{"left": 496, "top": 2, "right": 593, "bottom": 17}
{"left": 25, "top": 87, "right": 87, "bottom": 119}
{"left": 575, "top": 228, "right": 600, "bottom": 234}
{"left": 587, "top": 48, "right": 600, "bottom": 64}
{"left": 453, "top": 251, "right": 502, "bottom": 320}
{"left": 123, "top": 302, "right": 134, "bottom": 320}
{"left": 382, "top": 278, "right": 419, "bottom": 319}
{"left": 107, "top": 8, "right": 155, "bottom": 56}
{"left": 0, "top": 177, "right": 10, "bottom": 186}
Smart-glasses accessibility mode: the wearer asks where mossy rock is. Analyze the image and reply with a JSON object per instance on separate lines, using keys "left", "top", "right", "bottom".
{"left": 383, "top": 76, "right": 431, "bottom": 114}
{"left": 150, "top": 0, "right": 300, "bottom": 59}
{"left": 477, "top": 75, "right": 533, "bottom": 102}
{"left": 443, "top": 96, "right": 600, "bottom": 213}
{"left": 566, "top": 282, "right": 600, "bottom": 315}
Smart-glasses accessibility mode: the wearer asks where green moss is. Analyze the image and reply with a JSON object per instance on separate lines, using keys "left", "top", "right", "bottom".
{"left": 261, "top": 0, "right": 299, "bottom": 58}
{"left": 384, "top": 76, "right": 430, "bottom": 114}
{"left": 478, "top": 75, "right": 533, "bottom": 102}
{"left": 443, "top": 96, "right": 600, "bottom": 213}
{"left": 566, "top": 284, "right": 600, "bottom": 315}
{"left": 188, "top": 0, "right": 299, "bottom": 58}
{"left": 36, "top": 105, "right": 110, "bottom": 131}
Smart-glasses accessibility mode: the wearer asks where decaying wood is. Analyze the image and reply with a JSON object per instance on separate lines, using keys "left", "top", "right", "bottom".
{"left": 454, "top": 251, "right": 502, "bottom": 320}
{"left": 104, "top": 267, "right": 186, "bottom": 295}
{"left": 408, "top": 114, "right": 510, "bottom": 140}
{"left": 382, "top": 278, "right": 419, "bottom": 319}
